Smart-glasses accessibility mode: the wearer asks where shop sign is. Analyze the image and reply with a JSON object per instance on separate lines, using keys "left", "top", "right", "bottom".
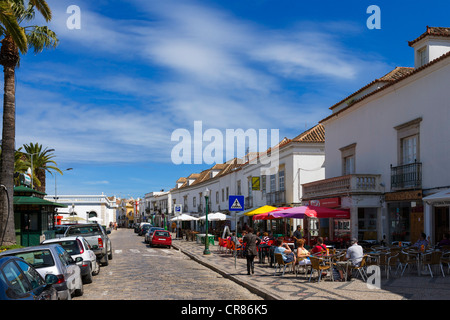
{"left": 304, "top": 197, "right": 341, "bottom": 208}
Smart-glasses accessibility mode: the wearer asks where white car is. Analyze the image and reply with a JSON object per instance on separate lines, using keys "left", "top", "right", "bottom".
{"left": 42, "top": 236, "right": 100, "bottom": 284}
{"left": 0, "top": 244, "right": 83, "bottom": 300}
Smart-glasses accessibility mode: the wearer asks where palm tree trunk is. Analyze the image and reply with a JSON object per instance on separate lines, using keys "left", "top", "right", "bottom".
{"left": 0, "top": 35, "right": 19, "bottom": 246}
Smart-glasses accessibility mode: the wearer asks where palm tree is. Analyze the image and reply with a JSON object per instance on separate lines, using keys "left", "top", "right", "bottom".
{"left": 0, "top": 0, "right": 57, "bottom": 246}
{"left": 23, "top": 142, "right": 62, "bottom": 192}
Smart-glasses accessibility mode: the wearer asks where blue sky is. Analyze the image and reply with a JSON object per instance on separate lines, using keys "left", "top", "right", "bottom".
{"left": 9, "top": 0, "right": 450, "bottom": 198}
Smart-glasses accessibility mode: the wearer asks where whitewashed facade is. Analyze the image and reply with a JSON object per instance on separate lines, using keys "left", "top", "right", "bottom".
{"left": 302, "top": 27, "right": 450, "bottom": 245}
{"left": 45, "top": 194, "right": 118, "bottom": 227}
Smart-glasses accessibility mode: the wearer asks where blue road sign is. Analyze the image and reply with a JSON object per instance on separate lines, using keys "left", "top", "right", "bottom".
{"left": 229, "top": 195, "right": 244, "bottom": 211}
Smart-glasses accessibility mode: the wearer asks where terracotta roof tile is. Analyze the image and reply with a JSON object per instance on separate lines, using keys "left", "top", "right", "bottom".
{"left": 408, "top": 26, "right": 450, "bottom": 46}
{"left": 321, "top": 50, "right": 450, "bottom": 123}
{"left": 292, "top": 124, "right": 325, "bottom": 143}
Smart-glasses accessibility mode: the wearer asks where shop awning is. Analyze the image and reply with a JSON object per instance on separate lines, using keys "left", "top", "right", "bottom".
{"left": 14, "top": 196, "right": 67, "bottom": 207}
{"left": 423, "top": 188, "right": 450, "bottom": 203}
{"left": 270, "top": 205, "right": 350, "bottom": 219}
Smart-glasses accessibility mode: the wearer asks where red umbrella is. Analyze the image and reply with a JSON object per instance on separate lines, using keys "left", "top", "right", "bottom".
{"left": 252, "top": 207, "right": 291, "bottom": 220}
{"left": 270, "top": 206, "right": 350, "bottom": 219}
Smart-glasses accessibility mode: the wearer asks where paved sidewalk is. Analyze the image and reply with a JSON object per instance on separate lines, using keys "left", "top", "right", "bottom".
{"left": 172, "top": 239, "right": 450, "bottom": 300}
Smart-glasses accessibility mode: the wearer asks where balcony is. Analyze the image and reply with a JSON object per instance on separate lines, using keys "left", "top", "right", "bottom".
{"left": 390, "top": 161, "right": 422, "bottom": 191}
{"left": 302, "top": 174, "right": 382, "bottom": 200}
{"left": 266, "top": 190, "right": 286, "bottom": 206}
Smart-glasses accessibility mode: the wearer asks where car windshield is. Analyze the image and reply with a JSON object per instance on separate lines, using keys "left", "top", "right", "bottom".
{"left": 10, "top": 250, "right": 55, "bottom": 269}
{"left": 154, "top": 231, "right": 169, "bottom": 237}
{"left": 53, "top": 241, "right": 81, "bottom": 255}
{"left": 67, "top": 226, "right": 102, "bottom": 236}
{"left": 54, "top": 226, "right": 68, "bottom": 235}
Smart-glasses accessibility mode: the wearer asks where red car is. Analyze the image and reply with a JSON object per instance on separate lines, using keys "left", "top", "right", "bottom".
{"left": 148, "top": 230, "right": 172, "bottom": 248}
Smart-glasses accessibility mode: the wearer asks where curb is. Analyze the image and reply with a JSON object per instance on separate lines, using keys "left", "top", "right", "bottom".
{"left": 173, "top": 243, "right": 281, "bottom": 300}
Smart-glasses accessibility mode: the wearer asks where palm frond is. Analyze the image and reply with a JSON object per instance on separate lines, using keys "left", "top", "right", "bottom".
{"left": 0, "top": 0, "right": 27, "bottom": 53}
{"left": 25, "top": 25, "right": 58, "bottom": 53}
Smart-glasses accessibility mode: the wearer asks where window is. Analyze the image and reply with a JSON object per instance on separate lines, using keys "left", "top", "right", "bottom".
{"left": 226, "top": 187, "right": 229, "bottom": 200}
{"left": 222, "top": 189, "right": 224, "bottom": 202}
{"left": 401, "top": 135, "right": 418, "bottom": 164}
{"left": 344, "top": 155, "right": 355, "bottom": 175}
{"left": 216, "top": 191, "right": 219, "bottom": 204}
{"left": 193, "top": 197, "right": 197, "bottom": 207}
{"left": 237, "top": 180, "right": 241, "bottom": 195}
{"left": 395, "top": 118, "right": 421, "bottom": 165}
{"left": 270, "top": 174, "right": 276, "bottom": 192}
{"left": 1, "top": 261, "right": 32, "bottom": 295}
{"left": 261, "top": 175, "right": 266, "bottom": 194}
{"left": 340, "top": 143, "right": 356, "bottom": 175}
{"left": 279, "top": 170, "right": 285, "bottom": 191}
{"left": 417, "top": 47, "right": 427, "bottom": 67}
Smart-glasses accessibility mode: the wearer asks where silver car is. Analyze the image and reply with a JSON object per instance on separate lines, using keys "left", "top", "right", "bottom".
{"left": 42, "top": 236, "right": 100, "bottom": 284}
{"left": 0, "top": 244, "right": 83, "bottom": 300}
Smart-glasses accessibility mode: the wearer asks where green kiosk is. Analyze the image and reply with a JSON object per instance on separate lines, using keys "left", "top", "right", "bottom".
{"left": 13, "top": 186, "right": 67, "bottom": 247}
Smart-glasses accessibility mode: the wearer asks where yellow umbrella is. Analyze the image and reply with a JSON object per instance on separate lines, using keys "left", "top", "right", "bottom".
{"left": 243, "top": 205, "right": 277, "bottom": 216}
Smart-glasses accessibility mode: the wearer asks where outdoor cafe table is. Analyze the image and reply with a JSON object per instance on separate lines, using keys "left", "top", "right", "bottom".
{"left": 312, "top": 252, "right": 339, "bottom": 281}
{"left": 196, "top": 233, "right": 215, "bottom": 246}
{"left": 403, "top": 248, "right": 434, "bottom": 276}
{"left": 258, "top": 243, "right": 272, "bottom": 264}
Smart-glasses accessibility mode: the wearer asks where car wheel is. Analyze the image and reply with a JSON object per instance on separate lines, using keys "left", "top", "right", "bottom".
{"left": 101, "top": 255, "right": 109, "bottom": 266}
{"left": 92, "top": 261, "right": 100, "bottom": 275}
{"left": 108, "top": 247, "right": 113, "bottom": 260}
{"left": 74, "top": 281, "right": 84, "bottom": 297}
{"left": 83, "top": 265, "right": 93, "bottom": 284}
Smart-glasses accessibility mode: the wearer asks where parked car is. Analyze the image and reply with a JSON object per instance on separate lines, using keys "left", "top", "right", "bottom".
{"left": 0, "top": 256, "right": 58, "bottom": 300}
{"left": 0, "top": 244, "right": 83, "bottom": 300}
{"left": 138, "top": 223, "right": 153, "bottom": 236}
{"left": 42, "top": 236, "right": 100, "bottom": 284}
{"left": 64, "top": 223, "right": 112, "bottom": 266}
{"left": 148, "top": 230, "right": 172, "bottom": 248}
{"left": 144, "top": 227, "right": 165, "bottom": 244}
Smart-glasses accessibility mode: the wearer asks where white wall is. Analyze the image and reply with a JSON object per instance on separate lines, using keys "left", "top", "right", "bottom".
{"left": 324, "top": 58, "right": 450, "bottom": 190}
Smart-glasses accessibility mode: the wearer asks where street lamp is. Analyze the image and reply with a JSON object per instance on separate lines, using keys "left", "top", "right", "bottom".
{"left": 203, "top": 188, "right": 211, "bottom": 255}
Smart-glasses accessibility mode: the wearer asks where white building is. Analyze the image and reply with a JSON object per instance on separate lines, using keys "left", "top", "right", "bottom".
{"left": 166, "top": 124, "right": 325, "bottom": 234}
{"left": 302, "top": 26, "right": 450, "bottom": 245}
{"left": 46, "top": 194, "right": 118, "bottom": 227}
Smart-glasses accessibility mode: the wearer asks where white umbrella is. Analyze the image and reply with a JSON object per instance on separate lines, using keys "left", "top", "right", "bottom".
{"left": 198, "top": 212, "right": 231, "bottom": 221}
{"left": 88, "top": 217, "right": 101, "bottom": 222}
{"left": 170, "top": 214, "right": 199, "bottom": 221}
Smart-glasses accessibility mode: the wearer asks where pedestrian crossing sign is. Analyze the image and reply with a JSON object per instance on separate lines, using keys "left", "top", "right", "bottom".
{"left": 229, "top": 195, "right": 244, "bottom": 211}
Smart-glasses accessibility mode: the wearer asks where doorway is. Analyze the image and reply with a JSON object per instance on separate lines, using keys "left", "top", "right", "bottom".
{"left": 435, "top": 206, "right": 450, "bottom": 244}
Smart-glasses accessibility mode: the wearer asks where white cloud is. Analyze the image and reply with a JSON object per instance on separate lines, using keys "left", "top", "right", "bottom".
{"left": 13, "top": 0, "right": 390, "bottom": 166}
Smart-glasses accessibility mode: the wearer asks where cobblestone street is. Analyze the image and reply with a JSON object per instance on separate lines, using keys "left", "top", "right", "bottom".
{"left": 74, "top": 228, "right": 262, "bottom": 300}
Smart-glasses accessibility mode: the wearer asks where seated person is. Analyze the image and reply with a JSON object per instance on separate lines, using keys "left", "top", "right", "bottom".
{"left": 274, "top": 239, "right": 296, "bottom": 264}
{"left": 311, "top": 237, "right": 328, "bottom": 255}
{"left": 413, "top": 233, "right": 429, "bottom": 249}
{"left": 296, "top": 239, "right": 311, "bottom": 265}
{"left": 262, "top": 232, "right": 270, "bottom": 243}
{"left": 336, "top": 238, "right": 364, "bottom": 281}
{"left": 438, "top": 233, "right": 450, "bottom": 248}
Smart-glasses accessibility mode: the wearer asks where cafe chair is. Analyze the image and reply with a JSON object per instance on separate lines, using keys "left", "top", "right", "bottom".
{"left": 441, "top": 252, "right": 450, "bottom": 274}
{"left": 218, "top": 237, "right": 227, "bottom": 253}
{"left": 400, "top": 251, "right": 419, "bottom": 276}
{"left": 422, "top": 251, "right": 445, "bottom": 278}
{"left": 308, "top": 256, "right": 330, "bottom": 282}
{"left": 274, "top": 253, "right": 296, "bottom": 277}
{"left": 349, "top": 255, "right": 368, "bottom": 281}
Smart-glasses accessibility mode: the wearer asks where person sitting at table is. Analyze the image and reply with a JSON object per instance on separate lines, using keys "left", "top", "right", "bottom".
{"left": 336, "top": 238, "right": 364, "bottom": 281}
{"left": 295, "top": 239, "right": 311, "bottom": 266}
{"left": 274, "top": 239, "right": 296, "bottom": 265}
{"left": 437, "top": 233, "right": 450, "bottom": 248}
{"left": 261, "top": 232, "right": 270, "bottom": 242}
{"left": 413, "top": 232, "right": 429, "bottom": 249}
{"left": 311, "top": 237, "right": 328, "bottom": 255}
